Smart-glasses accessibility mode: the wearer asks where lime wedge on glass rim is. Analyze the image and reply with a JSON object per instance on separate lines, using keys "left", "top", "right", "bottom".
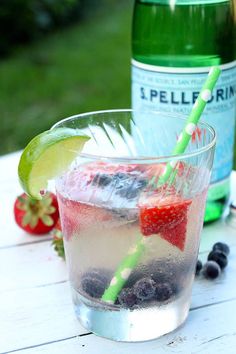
{"left": 18, "top": 128, "right": 90, "bottom": 200}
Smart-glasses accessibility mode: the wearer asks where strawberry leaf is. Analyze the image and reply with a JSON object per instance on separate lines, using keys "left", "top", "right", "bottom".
{"left": 41, "top": 215, "right": 54, "bottom": 226}
{"left": 47, "top": 206, "right": 56, "bottom": 214}
{"left": 17, "top": 196, "right": 26, "bottom": 203}
{"left": 52, "top": 238, "right": 65, "bottom": 259}
{"left": 17, "top": 203, "right": 28, "bottom": 211}
{"left": 43, "top": 196, "right": 52, "bottom": 207}
{"left": 29, "top": 215, "right": 39, "bottom": 228}
{"left": 29, "top": 199, "right": 38, "bottom": 206}
{"left": 22, "top": 212, "right": 33, "bottom": 226}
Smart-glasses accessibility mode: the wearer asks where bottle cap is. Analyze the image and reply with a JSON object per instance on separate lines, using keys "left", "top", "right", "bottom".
{"left": 226, "top": 201, "right": 236, "bottom": 229}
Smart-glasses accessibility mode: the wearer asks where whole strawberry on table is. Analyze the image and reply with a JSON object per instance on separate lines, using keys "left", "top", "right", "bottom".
{"left": 14, "top": 191, "right": 65, "bottom": 258}
{"left": 14, "top": 192, "right": 59, "bottom": 235}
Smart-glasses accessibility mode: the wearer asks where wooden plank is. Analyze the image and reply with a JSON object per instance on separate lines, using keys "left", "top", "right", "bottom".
{"left": 1, "top": 243, "right": 236, "bottom": 353}
{"left": 200, "top": 220, "right": 236, "bottom": 254}
{"left": 0, "top": 241, "right": 67, "bottom": 293}
{"left": 0, "top": 151, "right": 21, "bottom": 184}
{"left": 3, "top": 299, "right": 236, "bottom": 354}
{"left": 0, "top": 282, "right": 87, "bottom": 354}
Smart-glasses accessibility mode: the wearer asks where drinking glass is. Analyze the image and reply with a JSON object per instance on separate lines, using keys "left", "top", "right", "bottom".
{"left": 53, "top": 109, "right": 216, "bottom": 341}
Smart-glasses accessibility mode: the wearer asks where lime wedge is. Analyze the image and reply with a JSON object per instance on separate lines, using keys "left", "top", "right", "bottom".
{"left": 18, "top": 128, "right": 90, "bottom": 199}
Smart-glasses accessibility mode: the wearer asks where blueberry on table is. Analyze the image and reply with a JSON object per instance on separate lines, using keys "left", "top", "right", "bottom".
{"left": 202, "top": 261, "right": 221, "bottom": 279}
{"left": 118, "top": 288, "right": 138, "bottom": 308}
{"left": 207, "top": 250, "right": 228, "bottom": 269}
{"left": 133, "top": 277, "right": 156, "bottom": 300}
{"left": 212, "top": 242, "right": 230, "bottom": 256}
{"left": 155, "top": 282, "right": 173, "bottom": 302}
{"left": 195, "top": 260, "right": 203, "bottom": 275}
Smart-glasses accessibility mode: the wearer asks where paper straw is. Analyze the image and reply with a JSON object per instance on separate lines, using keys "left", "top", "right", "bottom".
{"left": 101, "top": 67, "right": 221, "bottom": 304}
{"left": 158, "top": 66, "right": 221, "bottom": 185}
{"left": 102, "top": 238, "right": 146, "bottom": 303}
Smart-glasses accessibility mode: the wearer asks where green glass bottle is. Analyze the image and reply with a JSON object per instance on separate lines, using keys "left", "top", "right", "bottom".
{"left": 132, "top": 0, "right": 236, "bottom": 223}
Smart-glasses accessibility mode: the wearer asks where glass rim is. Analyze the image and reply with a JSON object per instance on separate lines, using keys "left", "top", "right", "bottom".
{"left": 51, "top": 109, "right": 216, "bottom": 163}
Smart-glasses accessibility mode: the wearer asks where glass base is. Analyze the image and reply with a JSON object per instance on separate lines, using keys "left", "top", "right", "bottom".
{"left": 72, "top": 287, "right": 190, "bottom": 342}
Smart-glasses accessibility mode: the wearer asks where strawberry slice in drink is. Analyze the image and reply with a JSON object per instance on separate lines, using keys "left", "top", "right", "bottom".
{"left": 139, "top": 193, "right": 192, "bottom": 251}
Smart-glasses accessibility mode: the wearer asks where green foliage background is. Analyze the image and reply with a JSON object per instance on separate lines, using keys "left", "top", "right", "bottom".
{"left": 0, "top": 0, "right": 84, "bottom": 56}
{"left": 0, "top": 1, "right": 133, "bottom": 155}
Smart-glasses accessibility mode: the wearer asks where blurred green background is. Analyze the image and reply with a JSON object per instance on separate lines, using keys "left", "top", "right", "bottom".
{"left": 0, "top": 0, "right": 235, "bottom": 168}
{"left": 0, "top": 0, "right": 132, "bottom": 155}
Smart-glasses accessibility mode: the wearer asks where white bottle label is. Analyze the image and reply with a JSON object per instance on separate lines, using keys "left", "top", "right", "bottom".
{"left": 132, "top": 59, "right": 236, "bottom": 186}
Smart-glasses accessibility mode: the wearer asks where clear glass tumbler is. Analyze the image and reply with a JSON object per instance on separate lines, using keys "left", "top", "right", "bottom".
{"left": 53, "top": 109, "right": 216, "bottom": 342}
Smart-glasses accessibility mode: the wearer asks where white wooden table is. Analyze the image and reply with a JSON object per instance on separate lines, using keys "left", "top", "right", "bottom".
{"left": 1, "top": 151, "right": 236, "bottom": 354}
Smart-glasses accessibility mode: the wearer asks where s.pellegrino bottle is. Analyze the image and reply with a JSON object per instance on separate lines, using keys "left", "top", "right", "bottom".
{"left": 132, "top": 0, "right": 236, "bottom": 223}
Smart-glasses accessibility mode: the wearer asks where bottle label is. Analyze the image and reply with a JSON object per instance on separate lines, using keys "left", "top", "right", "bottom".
{"left": 132, "top": 59, "right": 236, "bottom": 188}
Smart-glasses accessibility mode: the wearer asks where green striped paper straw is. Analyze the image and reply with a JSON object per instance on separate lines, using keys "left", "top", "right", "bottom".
{"left": 102, "top": 237, "right": 146, "bottom": 303}
{"left": 159, "top": 66, "right": 221, "bottom": 185}
{"left": 102, "top": 66, "right": 221, "bottom": 305}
